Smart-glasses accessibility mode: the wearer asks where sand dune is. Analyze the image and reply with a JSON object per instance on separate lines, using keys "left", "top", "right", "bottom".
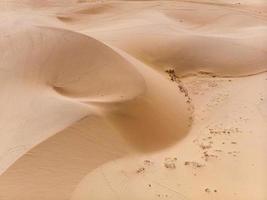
{"left": 0, "top": 0, "right": 266, "bottom": 200}
{"left": 0, "top": 19, "right": 192, "bottom": 200}
{"left": 79, "top": 1, "right": 267, "bottom": 76}
{"left": 0, "top": 23, "right": 146, "bottom": 174}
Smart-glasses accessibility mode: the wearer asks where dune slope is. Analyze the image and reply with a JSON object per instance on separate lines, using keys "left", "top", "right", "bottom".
{"left": 0, "top": 1, "right": 266, "bottom": 200}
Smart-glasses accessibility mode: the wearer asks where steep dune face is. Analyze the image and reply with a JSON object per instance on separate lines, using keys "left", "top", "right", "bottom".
{"left": 102, "top": 49, "right": 193, "bottom": 152}
{"left": 0, "top": 1, "right": 266, "bottom": 200}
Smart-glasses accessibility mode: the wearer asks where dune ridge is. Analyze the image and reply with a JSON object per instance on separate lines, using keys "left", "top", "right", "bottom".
{"left": 0, "top": 1, "right": 266, "bottom": 200}
{"left": 0, "top": 21, "right": 192, "bottom": 200}
{"left": 0, "top": 23, "right": 147, "bottom": 174}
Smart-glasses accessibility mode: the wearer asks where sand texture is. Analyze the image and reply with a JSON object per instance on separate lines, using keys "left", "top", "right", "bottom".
{"left": 0, "top": 0, "right": 266, "bottom": 199}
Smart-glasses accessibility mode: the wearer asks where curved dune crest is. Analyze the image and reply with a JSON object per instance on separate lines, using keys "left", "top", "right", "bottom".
{"left": 0, "top": 21, "right": 192, "bottom": 200}
{"left": 1, "top": 23, "right": 145, "bottom": 101}
{"left": 0, "top": 23, "right": 147, "bottom": 174}
{"left": 0, "top": 1, "right": 267, "bottom": 200}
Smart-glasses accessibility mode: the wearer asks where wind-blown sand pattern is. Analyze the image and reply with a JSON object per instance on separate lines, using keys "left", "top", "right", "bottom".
{"left": 0, "top": 0, "right": 266, "bottom": 200}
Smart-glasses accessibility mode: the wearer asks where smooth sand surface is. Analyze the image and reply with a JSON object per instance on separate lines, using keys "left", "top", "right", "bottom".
{"left": 0, "top": 1, "right": 266, "bottom": 199}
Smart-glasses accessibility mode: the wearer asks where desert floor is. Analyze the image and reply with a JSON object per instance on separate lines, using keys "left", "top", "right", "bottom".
{"left": 0, "top": 0, "right": 266, "bottom": 200}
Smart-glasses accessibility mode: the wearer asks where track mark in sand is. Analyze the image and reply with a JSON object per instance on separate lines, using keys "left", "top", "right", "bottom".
{"left": 100, "top": 167, "right": 121, "bottom": 200}
{"left": 184, "top": 161, "right": 204, "bottom": 169}
{"left": 165, "top": 68, "right": 194, "bottom": 127}
{"left": 136, "top": 167, "right": 145, "bottom": 174}
{"left": 204, "top": 187, "right": 218, "bottom": 194}
{"left": 164, "top": 157, "right": 177, "bottom": 169}
{"left": 165, "top": 69, "right": 192, "bottom": 104}
{"left": 133, "top": 158, "right": 191, "bottom": 199}
{"left": 192, "top": 125, "right": 243, "bottom": 162}
{"left": 144, "top": 159, "right": 153, "bottom": 166}
{"left": 136, "top": 160, "right": 154, "bottom": 175}
{"left": 150, "top": 180, "right": 192, "bottom": 200}
{"left": 133, "top": 157, "right": 204, "bottom": 200}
